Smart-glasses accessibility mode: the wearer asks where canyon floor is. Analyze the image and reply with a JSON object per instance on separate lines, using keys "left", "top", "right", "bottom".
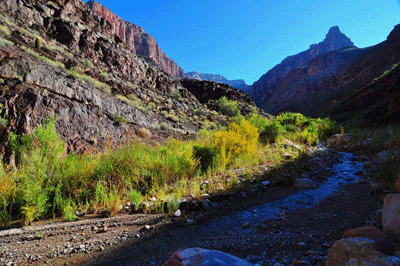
{"left": 0, "top": 149, "right": 382, "bottom": 266}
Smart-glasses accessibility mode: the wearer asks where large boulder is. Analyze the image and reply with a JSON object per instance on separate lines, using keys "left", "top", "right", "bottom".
{"left": 343, "top": 226, "right": 394, "bottom": 254}
{"left": 326, "top": 237, "right": 400, "bottom": 266}
{"left": 382, "top": 194, "right": 400, "bottom": 241}
{"left": 164, "top": 248, "right": 253, "bottom": 266}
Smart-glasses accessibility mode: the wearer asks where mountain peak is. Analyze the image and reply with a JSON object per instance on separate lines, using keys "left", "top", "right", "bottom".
{"left": 323, "top": 26, "right": 354, "bottom": 47}
{"left": 328, "top": 26, "right": 341, "bottom": 34}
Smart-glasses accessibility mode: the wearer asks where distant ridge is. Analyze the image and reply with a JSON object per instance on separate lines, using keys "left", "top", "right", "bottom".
{"left": 185, "top": 71, "right": 250, "bottom": 94}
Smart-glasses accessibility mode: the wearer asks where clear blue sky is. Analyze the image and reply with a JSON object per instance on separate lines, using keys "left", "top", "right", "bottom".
{"left": 91, "top": 0, "right": 399, "bottom": 85}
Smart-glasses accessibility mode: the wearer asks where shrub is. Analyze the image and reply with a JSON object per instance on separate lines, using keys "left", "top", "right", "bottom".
{"left": 218, "top": 96, "right": 240, "bottom": 117}
{"left": 193, "top": 145, "right": 218, "bottom": 171}
{"left": 374, "top": 154, "right": 400, "bottom": 192}
{"left": 214, "top": 119, "right": 258, "bottom": 167}
{"left": 127, "top": 189, "right": 142, "bottom": 210}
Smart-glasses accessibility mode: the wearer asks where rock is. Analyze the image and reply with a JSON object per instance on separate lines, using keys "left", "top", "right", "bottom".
{"left": 377, "top": 150, "right": 399, "bottom": 163}
{"left": 87, "top": 1, "right": 183, "bottom": 76}
{"left": 201, "top": 199, "right": 210, "bottom": 211}
{"left": 174, "top": 209, "right": 182, "bottom": 217}
{"left": 284, "top": 153, "right": 293, "bottom": 160}
{"left": 326, "top": 237, "right": 400, "bottom": 266}
{"left": 383, "top": 194, "right": 400, "bottom": 241}
{"left": 261, "top": 181, "right": 271, "bottom": 187}
{"left": 163, "top": 248, "right": 253, "bottom": 266}
{"left": 363, "top": 161, "right": 374, "bottom": 169}
{"left": 185, "top": 72, "right": 250, "bottom": 93}
{"left": 343, "top": 226, "right": 394, "bottom": 254}
{"left": 250, "top": 26, "right": 354, "bottom": 114}
{"left": 294, "top": 178, "right": 318, "bottom": 189}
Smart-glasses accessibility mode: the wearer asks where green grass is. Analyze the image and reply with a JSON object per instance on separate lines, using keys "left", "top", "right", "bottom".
{"left": 20, "top": 45, "right": 65, "bottom": 69}
{"left": 0, "top": 112, "right": 336, "bottom": 226}
{"left": 68, "top": 67, "right": 111, "bottom": 94}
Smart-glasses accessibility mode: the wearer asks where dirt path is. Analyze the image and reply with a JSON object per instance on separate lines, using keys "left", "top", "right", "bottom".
{"left": 0, "top": 150, "right": 383, "bottom": 266}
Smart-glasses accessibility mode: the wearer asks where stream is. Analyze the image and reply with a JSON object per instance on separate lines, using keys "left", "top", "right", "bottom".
{"left": 203, "top": 152, "right": 363, "bottom": 233}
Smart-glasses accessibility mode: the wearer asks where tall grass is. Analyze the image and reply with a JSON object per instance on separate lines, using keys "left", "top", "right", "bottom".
{"left": 0, "top": 112, "right": 336, "bottom": 226}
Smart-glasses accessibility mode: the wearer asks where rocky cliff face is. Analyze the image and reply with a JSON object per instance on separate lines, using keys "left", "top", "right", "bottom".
{"left": 87, "top": 0, "right": 184, "bottom": 77}
{"left": 250, "top": 23, "right": 400, "bottom": 123}
{"left": 185, "top": 71, "right": 250, "bottom": 94}
{"left": 0, "top": 0, "right": 229, "bottom": 158}
{"left": 250, "top": 26, "right": 355, "bottom": 112}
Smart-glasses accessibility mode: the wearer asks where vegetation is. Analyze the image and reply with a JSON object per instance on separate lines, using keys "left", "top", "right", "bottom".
{"left": 0, "top": 111, "right": 336, "bottom": 226}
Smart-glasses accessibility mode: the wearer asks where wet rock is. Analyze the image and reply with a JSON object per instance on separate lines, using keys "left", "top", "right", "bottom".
{"left": 202, "top": 199, "right": 210, "bottom": 211}
{"left": 163, "top": 248, "right": 253, "bottom": 266}
{"left": 326, "top": 237, "right": 400, "bottom": 266}
{"left": 383, "top": 194, "right": 400, "bottom": 241}
{"left": 344, "top": 226, "right": 394, "bottom": 254}
{"left": 294, "top": 178, "right": 318, "bottom": 189}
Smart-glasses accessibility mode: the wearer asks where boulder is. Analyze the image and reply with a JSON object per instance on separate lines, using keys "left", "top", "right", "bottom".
{"left": 382, "top": 194, "right": 400, "bottom": 241}
{"left": 164, "top": 248, "right": 253, "bottom": 266}
{"left": 294, "top": 178, "right": 318, "bottom": 189}
{"left": 343, "top": 226, "right": 394, "bottom": 254}
{"left": 326, "top": 237, "right": 400, "bottom": 266}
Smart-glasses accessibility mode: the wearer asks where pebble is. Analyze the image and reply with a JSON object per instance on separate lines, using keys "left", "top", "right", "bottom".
{"left": 174, "top": 209, "right": 182, "bottom": 217}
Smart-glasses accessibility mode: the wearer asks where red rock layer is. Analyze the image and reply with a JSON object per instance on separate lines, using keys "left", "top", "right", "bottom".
{"left": 87, "top": 0, "right": 184, "bottom": 77}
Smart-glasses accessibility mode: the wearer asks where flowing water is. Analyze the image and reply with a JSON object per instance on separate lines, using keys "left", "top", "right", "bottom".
{"left": 205, "top": 152, "right": 363, "bottom": 232}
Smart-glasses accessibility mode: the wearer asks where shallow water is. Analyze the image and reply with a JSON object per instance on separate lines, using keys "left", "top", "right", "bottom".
{"left": 206, "top": 152, "right": 363, "bottom": 232}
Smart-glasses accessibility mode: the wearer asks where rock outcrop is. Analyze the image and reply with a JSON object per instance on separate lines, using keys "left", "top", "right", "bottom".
{"left": 250, "top": 24, "right": 400, "bottom": 123}
{"left": 0, "top": 0, "right": 225, "bottom": 157}
{"left": 326, "top": 237, "right": 400, "bottom": 266}
{"left": 87, "top": 0, "right": 184, "bottom": 77}
{"left": 250, "top": 26, "right": 357, "bottom": 115}
{"left": 185, "top": 71, "right": 250, "bottom": 94}
{"left": 382, "top": 194, "right": 400, "bottom": 242}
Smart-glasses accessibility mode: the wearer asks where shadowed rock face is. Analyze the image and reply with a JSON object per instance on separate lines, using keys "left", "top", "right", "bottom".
{"left": 87, "top": 0, "right": 184, "bottom": 77}
{"left": 250, "top": 26, "right": 356, "bottom": 114}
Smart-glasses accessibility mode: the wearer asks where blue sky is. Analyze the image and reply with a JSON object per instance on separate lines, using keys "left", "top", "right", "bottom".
{"left": 91, "top": 0, "right": 399, "bottom": 85}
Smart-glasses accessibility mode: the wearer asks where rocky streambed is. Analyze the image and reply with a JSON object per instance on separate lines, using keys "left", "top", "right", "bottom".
{"left": 0, "top": 149, "right": 382, "bottom": 265}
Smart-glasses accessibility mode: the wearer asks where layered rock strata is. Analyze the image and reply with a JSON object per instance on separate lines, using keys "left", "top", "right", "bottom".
{"left": 87, "top": 0, "right": 184, "bottom": 77}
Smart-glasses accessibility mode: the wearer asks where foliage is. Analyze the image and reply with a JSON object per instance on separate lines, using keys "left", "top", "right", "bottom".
{"left": 0, "top": 112, "right": 337, "bottom": 226}
{"left": 214, "top": 119, "right": 259, "bottom": 167}
{"left": 374, "top": 154, "right": 400, "bottom": 192}
{"left": 127, "top": 189, "right": 142, "bottom": 210}
{"left": 257, "top": 112, "right": 336, "bottom": 145}
{"left": 218, "top": 96, "right": 240, "bottom": 117}
{"left": 193, "top": 145, "right": 218, "bottom": 171}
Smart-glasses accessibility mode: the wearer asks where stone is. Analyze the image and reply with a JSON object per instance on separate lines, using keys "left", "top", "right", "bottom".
{"left": 201, "top": 200, "right": 210, "bottom": 211}
{"left": 383, "top": 194, "right": 400, "bottom": 241}
{"left": 326, "top": 237, "right": 400, "bottom": 266}
{"left": 87, "top": 1, "right": 183, "bottom": 76}
{"left": 294, "top": 178, "right": 318, "bottom": 189}
{"left": 343, "top": 226, "right": 394, "bottom": 254}
{"left": 163, "top": 248, "right": 253, "bottom": 266}
{"left": 174, "top": 209, "right": 182, "bottom": 217}
{"left": 363, "top": 161, "right": 374, "bottom": 169}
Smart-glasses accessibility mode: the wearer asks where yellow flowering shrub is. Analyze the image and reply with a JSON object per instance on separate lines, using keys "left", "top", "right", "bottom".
{"left": 214, "top": 120, "right": 259, "bottom": 167}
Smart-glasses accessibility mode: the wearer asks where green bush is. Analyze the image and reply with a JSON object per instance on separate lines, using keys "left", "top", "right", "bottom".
{"left": 218, "top": 96, "right": 240, "bottom": 117}
{"left": 193, "top": 145, "right": 218, "bottom": 171}
{"left": 374, "top": 154, "right": 400, "bottom": 192}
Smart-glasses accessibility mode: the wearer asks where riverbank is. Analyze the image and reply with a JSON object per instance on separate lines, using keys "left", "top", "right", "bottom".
{"left": 0, "top": 147, "right": 383, "bottom": 266}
